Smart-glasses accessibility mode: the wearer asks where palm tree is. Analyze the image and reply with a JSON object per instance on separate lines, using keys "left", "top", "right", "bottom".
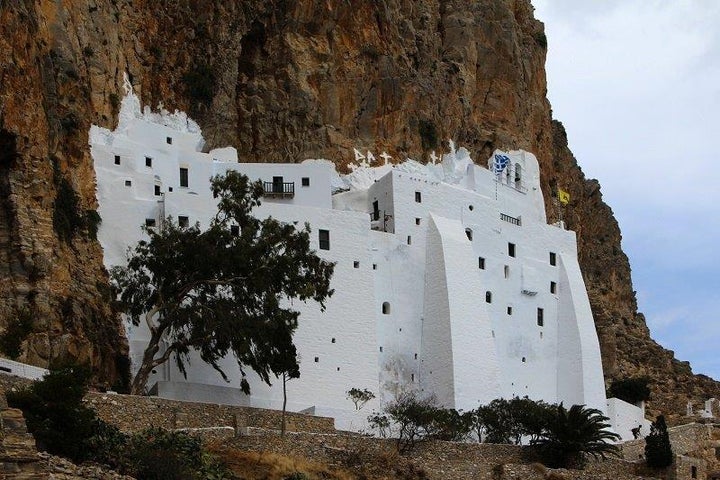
{"left": 531, "top": 403, "right": 621, "bottom": 469}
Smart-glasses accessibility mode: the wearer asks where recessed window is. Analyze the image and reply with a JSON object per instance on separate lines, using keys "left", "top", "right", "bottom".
{"left": 469, "top": 205, "right": 474, "bottom": 211}
{"left": 178, "top": 216, "right": 189, "bottom": 228}
{"left": 508, "top": 242, "right": 516, "bottom": 257}
{"left": 504, "top": 265, "right": 509, "bottom": 278}
{"left": 168, "top": 187, "right": 173, "bottom": 192}
{"left": 414, "top": 353, "right": 418, "bottom": 360}
{"left": 337, "top": 367, "right": 340, "bottom": 371}
{"left": 415, "top": 218, "right": 421, "bottom": 225}
{"left": 301, "top": 177, "right": 310, "bottom": 187}
{"left": 124, "top": 180, "right": 132, "bottom": 187}
{"left": 550, "top": 281, "right": 557, "bottom": 294}
{"left": 145, "top": 218, "right": 156, "bottom": 227}
{"left": 319, "top": 229, "right": 330, "bottom": 250}
{"left": 145, "top": 156, "right": 152, "bottom": 167}
{"left": 485, "top": 291, "right": 492, "bottom": 303}
{"left": 154, "top": 185, "right": 161, "bottom": 196}
{"left": 550, "top": 252, "right": 557, "bottom": 266}
{"left": 537, "top": 308, "right": 544, "bottom": 327}
{"left": 411, "top": 374, "right": 415, "bottom": 382}
{"left": 407, "top": 235, "right": 412, "bottom": 245}
{"left": 379, "top": 346, "right": 383, "bottom": 352}
{"left": 314, "top": 357, "right": 319, "bottom": 363}
{"left": 230, "top": 225, "right": 240, "bottom": 236}
{"left": 507, "top": 306, "right": 512, "bottom": 315}
{"left": 478, "top": 257, "right": 485, "bottom": 269}
{"left": 415, "top": 191, "right": 422, "bottom": 203}
{"left": 166, "top": 136, "right": 172, "bottom": 144}
{"left": 522, "top": 357, "right": 526, "bottom": 363}
{"left": 382, "top": 302, "right": 391, "bottom": 314}
{"left": 179, "top": 167, "right": 189, "bottom": 187}
{"left": 114, "top": 155, "right": 120, "bottom": 165}
{"left": 465, "top": 228, "right": 473, "bottom": 241}
{"left": 353, "top": 261, "right": 360, "bottom": 268}
{"left": 372, "top": 264, "right": 377, "bottom": 270}
{"left": 331, "top": 338, "right": 336, "bottom": 343}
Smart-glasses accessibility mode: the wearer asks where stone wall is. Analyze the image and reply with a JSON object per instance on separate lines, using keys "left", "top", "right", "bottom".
{"left": 86, "top": 391, "right": 336, "bottom": 434}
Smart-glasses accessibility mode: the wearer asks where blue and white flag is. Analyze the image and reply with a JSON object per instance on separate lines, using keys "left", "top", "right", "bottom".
{"left": 493, "top": 154, "right": 510, "bottom": 176}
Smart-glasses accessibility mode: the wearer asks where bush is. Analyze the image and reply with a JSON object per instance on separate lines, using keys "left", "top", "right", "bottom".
{"left": 645, "top": 415, "right": 673, "bottom": 468}
{"left": 608, "top": 377, "right": 651, "bottom": 404}
{"left": 0, "top": 307, "right": 33, "bottom": 358}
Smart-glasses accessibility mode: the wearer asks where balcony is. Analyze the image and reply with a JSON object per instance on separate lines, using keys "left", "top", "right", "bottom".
{"left": 263, "top": 181, "right": 295, "bottom": 198}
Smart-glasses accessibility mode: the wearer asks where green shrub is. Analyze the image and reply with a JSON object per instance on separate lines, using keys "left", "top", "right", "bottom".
{"left": 0, "top": 307, "right": 33, "bottom": 358}
{"left": 608, "top": 377, "right": 651, "bottom": 404}
{"left": 645, "top": 415, "right": 673, "bottom": 468}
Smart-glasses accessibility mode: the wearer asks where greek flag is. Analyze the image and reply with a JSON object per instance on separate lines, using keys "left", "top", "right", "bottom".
{"left": 493, "top": 154, "right": 510, "bottom": 176}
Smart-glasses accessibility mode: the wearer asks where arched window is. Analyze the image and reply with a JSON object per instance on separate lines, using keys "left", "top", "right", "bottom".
{"left": 382, "top": 302, "right": 391, "bottom": 314}
{"left": 485, "top": 291, "right": 492, "bottom": 303}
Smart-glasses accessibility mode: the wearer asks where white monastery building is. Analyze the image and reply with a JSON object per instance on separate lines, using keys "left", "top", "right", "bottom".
{"left": 90, "top": 80, "right": 647, "bottom": 439}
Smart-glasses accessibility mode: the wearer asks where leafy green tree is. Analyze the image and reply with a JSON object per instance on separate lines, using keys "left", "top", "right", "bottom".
{"left": 382, "top": 392, "right": 440, "bottom": 452}
{"left": 531, "top": 404, "right": 620, "bottom": 469}
{"left": 645, "top": 415, "right": 673, "bottom": 468}
{"left": 111, "top": 171, "right": 334, "bottom": 395}
{"left": 347, "top": 387, "right": 376, "bottom": 410}
{"left": 428, "top": 408, "right": 473, "bottom": 442}
{"left": 608, "top": 377, "right": 651, "bottom": 405}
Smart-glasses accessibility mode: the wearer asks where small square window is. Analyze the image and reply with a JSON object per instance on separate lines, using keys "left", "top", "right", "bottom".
{"left": 537, "top": 308, "right": 544, "bottom": 327}
{"left": 145, "top": 218, "right": 156, "bottom": 227}
{"left": 124, "top": 180, "right": 132, "bottom": 187}
{"left": 478, "top": 257, "right": 485, "bottom": 269}
{"left": 331, "top": 338, "right": 336, "bottom": 343}
{"left": 508, "top": 242, "right": 516, "bottom": 257}
{"left": 550, "top": 252, "right": 557, "bottom": 266}
{"left": 154, "top": 185, "right": 161, "bottom": 196}
{"left": 230, "top": 225, "right": 240, "bottom": 236}
{"left": 319, "top": 229, "right": 330, "bottom": 250}
{"left": 415, "top": 218, "right": 421, "bottom": 225}
{"left": 301, "top": 177, "right": 310, "bottom": 187}
{"left": 168, "top": 187, "right": 173, "bottom": 192}
{"left": 178, "top": 216, "right": 189, "bottom": 228}
{"left": 145, "top": 156, "right": 152, "bottom": 167}
{"left": 550, "top": 281, "right": 557, "bottom": 294}
{"left": 114, "top": 155, "right": 120, "bottom": 165}
{"left": 353, "top": 261, "right": 360, "bottom": 268}
{"left": 415, "top": 191, "right": 422, "bottom": 203}
{"left": 507, "top": 306, "right": 512, "bottom": 315}
{"left": 179, "top": 167, "right": 189, "bottom": 187}
{"left": 314, "top": 357, "right": 319, "bottom": 363}
{"left": 166, "top": 136, "right": 172, "bottom": 144}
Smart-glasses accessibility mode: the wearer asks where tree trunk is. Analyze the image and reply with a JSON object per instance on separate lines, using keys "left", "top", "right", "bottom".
{"left": 281, "top": 372, "right": 287, "bottom": 436}
{"left": 130, "top": 333, "right": 161, "bottom": 395}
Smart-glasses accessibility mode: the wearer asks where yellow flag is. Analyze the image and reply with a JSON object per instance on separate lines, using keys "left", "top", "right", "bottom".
{"left": 558, "top": 189, "right": 570, "bottom": 205}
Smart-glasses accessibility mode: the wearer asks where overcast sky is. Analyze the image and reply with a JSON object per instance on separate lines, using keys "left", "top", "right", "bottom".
{"left": 532, "top": 1, "right": 720, "bottom": 380}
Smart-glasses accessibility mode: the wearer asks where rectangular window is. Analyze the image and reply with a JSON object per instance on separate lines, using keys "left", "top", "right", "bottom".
{"left": 114, "top": 155, "right": 120, "bottom": 165}
{"left": 166, "top": 136, "right": 172, "bottom": 145}
{"left": 372, "top": 264, "right": 377, "bottom": 270}
{"left": 353, "top": 261, "right": 360, "bottom": 268}
{"left": 550, "top": 252, "right": 557, "bottom": 266}
{"left": 407, "top": 235, "right": 412, "bottom": 245}
{"left": 154, "top": 185, "right": 161, "bottom": 196}
{"left": 178, "top": 216, "right": 189, "bottom": 228}
{"left": 301, "top": 177, "right": 310, "bottom": 187}
{"left": 508, "top": 242, "right": 516, "bottom": 257}
{"left": 550, "top": 281, "right": 557, "bottom": 294}
{"left": 179, "top": 167, "right": 189, "bottom": 187}
{"left": 478, "top": 257, "right": 485, "bottom": 269}
{"left": 145, "top": 156, "right": 152, "bottom": 167}
{"left": 145, "top": 218, "right": 156, "bottom": 227}
{"left": 537, "top": 308, "right": 544, "bottom": 327}
{"left": 415, "top": 191, "right": 422, "bottom": 203}
{"left": 507, "top": 306, "right": 512, "bottom": 315}
{"left": 372, "top": 200, "right": 380, "bottom": 221}
{"left": 272, "top": 176, "right": 284, "bottom": 193}
{"left": 415, "top": 218, "right": 421, "bottom": 225}
{"left": 124, "top": 180, "right": 132, "bottom": 187}
{"left": 319, "top": 229, "right": 330, "bottom": 250}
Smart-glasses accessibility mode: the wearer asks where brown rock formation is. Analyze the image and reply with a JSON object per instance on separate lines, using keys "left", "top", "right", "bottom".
{"left": 0, "top": 0, "right": 716, "bottom": 415}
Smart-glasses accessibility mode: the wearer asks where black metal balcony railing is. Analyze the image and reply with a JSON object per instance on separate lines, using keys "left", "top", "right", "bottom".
{"left": 263, "top": 181, "right": 295, "bottom": 198}
{"left": 500, "top": 213, "right": 521, "bottom": 226}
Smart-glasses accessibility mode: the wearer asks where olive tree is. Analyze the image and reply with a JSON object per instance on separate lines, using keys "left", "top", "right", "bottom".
{"left": 111, "top": 171, "right": 334, "bottom": 395}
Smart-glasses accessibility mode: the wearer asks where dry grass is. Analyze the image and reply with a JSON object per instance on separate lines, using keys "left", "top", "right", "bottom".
{"left": 209, "top": 446, "right": 355, "bottom": 480}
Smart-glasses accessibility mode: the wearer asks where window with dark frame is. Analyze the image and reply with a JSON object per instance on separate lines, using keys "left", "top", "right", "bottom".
{"left": 319, "top": 229, "right": 330, "bottom": 250}
{"left": 508, "top": 242, "right": 516, "bottom": 257}
{"left": 301, "top": 177, "right": 310, "bottom": 187}
{"left": 415, "top": 191, "right": 422, "bottom": 203}
{"left": 145, "top": 156, "right": 152, "bottom": 167}
{"left": 178, "top": 216, "right": 189, "bottom": 228}
{"left": 550, "top": 251, "right": 557, "bottom": 266}
{"left": 550, "top": 281, "right": 557, "bottom": 294}
{"left": 479, "top": 257, "right": 485, "bottom": 269}
{"left": 537, "top": 308, "right": 544, "bottom": 327}
{"left": 154, "top": 185, "right": 161, "bottom": 196}
{"left": 179, "top": 167, "right": 189, "bottom": 187}
{"left": 486, "top": 291, "right": 492, "bottom": 303}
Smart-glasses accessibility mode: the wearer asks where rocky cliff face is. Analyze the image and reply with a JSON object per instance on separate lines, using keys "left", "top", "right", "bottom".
{"left": 0, "top": 0, "right": 716, "bottom": 415}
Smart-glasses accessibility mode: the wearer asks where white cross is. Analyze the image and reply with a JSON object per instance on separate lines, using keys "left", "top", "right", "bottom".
{"left": 380, "top": 151, "right": 392, "bottom": 165}
{"left": 430, "top": 151, "right": 438, "bottom": 164}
